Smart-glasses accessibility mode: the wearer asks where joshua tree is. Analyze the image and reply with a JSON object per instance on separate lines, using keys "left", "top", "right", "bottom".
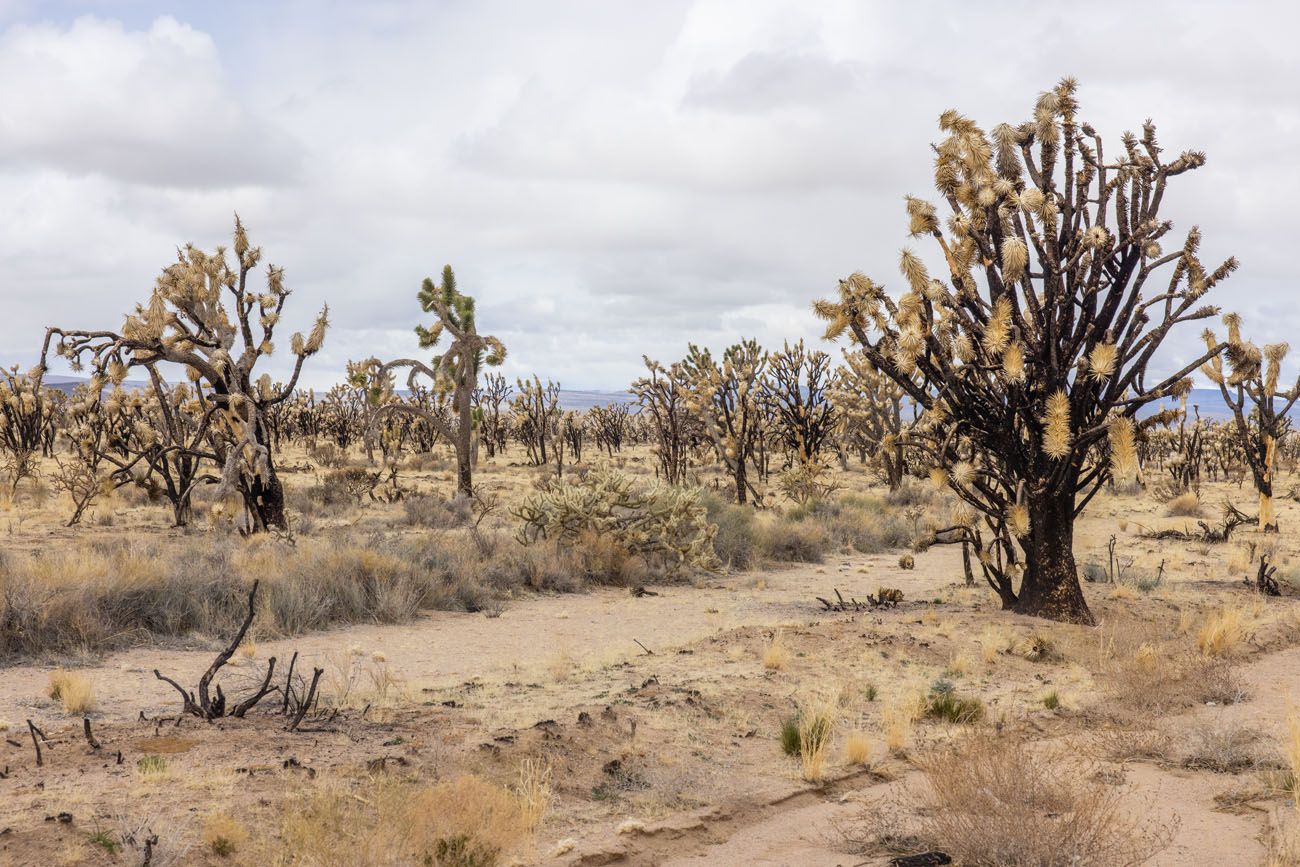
{"left": 358, "top": 266, "right": 504, "bottom": 499}
{"left": 816, "top": 79, "right": 1233, "bottom": 624}
{"left": 512, "top": 375, "right": 561, "bottom": 467}
{"left": 830, "top": 349, "right": 911, "bottom": 489}
{"left": 474, "top": 372, "right": 513, "bottom": 458}
{"left": 632, "top": 357, "right": 698, "bottom": 485}
{"left": 40, "top": 216, "right": 328, "bottom": 532}
{"left": 763, "top": 340, "right": 836, "bottom": 467}
{"left": 681, "top": 339, "right": 768, "bottom": 504}
{"left": 589, "top": 402, "right": 633, "bottom": 456}
{"left": 0, "top": 366, "right": 60, "bottom": 495}
{"left": 1201, "top": 313, "right": 1300, "bottom": 532}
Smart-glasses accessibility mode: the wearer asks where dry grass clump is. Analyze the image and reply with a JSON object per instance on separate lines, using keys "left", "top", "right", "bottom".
{"left": 0, "top": 526, "right": 654, "bottom": 659}
{"left": 762, "top": 631, "right": 791, "bottom": 670}
{"left": 203, "top": 812, "right": 249, "bottom": 858}
{"left": 1197, "top": 605, "right": 1250, "bottom": 657}
{"left": 796, "top": 693, "right": 838, "bottom": 782}
{"left": 46, "top": 669, "right": 95, "bottom": 714}
{"left": 1102, "top": 644, "right": 1246, "bottom": 718}
{"left": 848, "top": 733, "right": 1172, "bottom": 866}
{"left": 844, "top": 729, "right": 872, "bottom": 766}
{"left": 881, "top": 688, "right": 927, "bottom": 753}
{"left": 515, "top": 758, "right": 553, "bottom": 834}
{"left": 273, "top": 774, "right": 531, "bottom": 866}
{"left": 1282, "top": 708, "right": 1300, "bottom": 803}
{"left": 1165, "top": 491, "right": 1204, "bottom": 517}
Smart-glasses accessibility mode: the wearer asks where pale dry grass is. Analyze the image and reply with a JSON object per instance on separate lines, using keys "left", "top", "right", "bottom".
{"left": 843, "top": 729, "right": 872, "bottom": 766}
{"left": 1198, "top": 605, "right": 1249, "bottom": 656}
{"left": 1284, "top": 708, "right": 1300, "bottom": 803}
{"left": 515, "top": 758, "right": 553, "bottom": 833}
{"left": 47, "top": 669, "right": 95, "bottom": 714}
{"left": 796, "top": 693, "right": 837, "bottom": 782}
{"left": 882, "top": 688, "right": 926, "bottom": 753}
{"left": 1165, "top": 491, "right": 1204, "bottom": 517}
{"left": 202, "top": 812, "right": 248, "bottom": 857}
{"left": 272, "top": 774, "right": 532, "bottom": 866}
{"left": 762, "top": 631, "right": 791, "bottom": 671}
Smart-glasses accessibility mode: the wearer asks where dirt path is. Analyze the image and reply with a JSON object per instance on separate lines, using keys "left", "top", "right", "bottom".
{"left": 0, "top": 549, "right": 953, "bottom": 724}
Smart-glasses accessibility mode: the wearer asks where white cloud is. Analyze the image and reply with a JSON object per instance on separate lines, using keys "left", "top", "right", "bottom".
{"left": 0, "top": 15, "right": 299, "bottom": 186}
{"left": 0, "top": 1, "right": 1296, "bottom": 392}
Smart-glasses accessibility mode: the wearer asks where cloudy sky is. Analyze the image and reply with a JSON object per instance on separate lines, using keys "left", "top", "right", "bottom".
{"left": 1, "top": 1, "right": 1295, "bottom": 391}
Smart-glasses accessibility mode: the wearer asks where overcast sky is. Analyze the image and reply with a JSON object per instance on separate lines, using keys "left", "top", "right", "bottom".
{"left": 0, "top": 1, "right": 1295, "bottom": 391}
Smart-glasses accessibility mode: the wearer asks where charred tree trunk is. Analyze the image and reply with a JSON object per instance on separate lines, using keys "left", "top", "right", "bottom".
{"left": 1014, "top": 491, "right": 1093, "bottom": 625}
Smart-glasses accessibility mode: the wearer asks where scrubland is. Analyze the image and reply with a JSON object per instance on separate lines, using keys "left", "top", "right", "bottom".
{"left": 3, "top": 444, "right": 1300, "bottom": 866}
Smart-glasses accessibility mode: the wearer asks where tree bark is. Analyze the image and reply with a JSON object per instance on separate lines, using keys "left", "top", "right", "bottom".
{"left": 1014, "top": 491, "right": 1094, "bottom": 625}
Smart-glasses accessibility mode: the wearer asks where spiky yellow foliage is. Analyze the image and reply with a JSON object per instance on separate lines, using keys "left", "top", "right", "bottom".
{"left": 982, "top": 296, "right": 1012, "bottom": 356}
{"left": 1041, "top": 389, "right": 1072, "bottom": 459}
{"left": 1087, "top": 342, "right": 1117, "bottom": 379}
{"left": 1003, "top": 342, "right": 1026, "bottom": 383}
{"left": 1108, "top": 416, "right": 1138, "bottom": 481}
{"left": 1007, "top": 503, "right": 1030, "bottom": 538}
{"left": 1000, "top": 236, "right": 1028, "bottom": 282}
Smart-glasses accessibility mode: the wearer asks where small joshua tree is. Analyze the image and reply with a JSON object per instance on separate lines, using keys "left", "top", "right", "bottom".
{"left": 512, "top": 375, "right": 561, "bottom": 466}
{"left": 359, "top": 266, "right": 504, "bottom": 499}
{"left": 830, "top": 349, "right": 911, "bottom": 489}
{"left": 816, "top": 79, "right": 1234, "bottom": 623}
{"left": 631, "top": 357, "right": 698, "bottom": 485}
{"left": 681, "top": 339, "right": 768, "bottom": 504}
{"left": 1201, "top": 313, "right": 1300, "bottom": 532}
{"left": 474, "top": 372, "right": 513, "bottom": 458}
{"left": 0, "top": 366, "right": 60, "bottom": 495}
{"left": 40, "top": 216, "right": 328, "bottom": 532}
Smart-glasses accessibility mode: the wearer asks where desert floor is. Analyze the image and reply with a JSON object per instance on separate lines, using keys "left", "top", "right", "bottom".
{"left": 2, "top": 452, "right": 1300, "bottom": 866}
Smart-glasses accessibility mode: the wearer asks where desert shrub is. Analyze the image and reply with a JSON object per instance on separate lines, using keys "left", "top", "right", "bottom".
{"left": 1102, "top": 646, "right": 1246, "bottom": 718}
{"left": 1198, "top": 605, "right": 1250, "bottom": 656}
{"left": 795, "top": 493, "right": 912, "bottom": 554}
{"left": 703, "top": 493, "right": 757, "bottom": 569}
{"left": 513, "top": 466, "right": 719, "bottom": 576}
{"left": 780, "top": 714, "right": 801, "bottom": 756}
{"left": 203, "top": 812, "right": 248, "bottom": 857}
{"left": 926, "top": 678, "right": 984, "bottom": 724}
{"left": 1179, "top": 720, "right": 1264, "bottom": 773}
{"left": 1165, "top": 491, "right": 1204, "bottom": 517}
{"left": 753, "top": 515, "right": 827, "bottom": 563}
{"left": 308, "top": 443, "right": 347, "bottom": 469}
{"left": 849, "top": 733, "right": 1171, "bottom": 866}
{"left": 404, "top": 493, "right": 472, "bottom": 528}
{"left": 884, "top": 479, "right": 939, "bottom": 508}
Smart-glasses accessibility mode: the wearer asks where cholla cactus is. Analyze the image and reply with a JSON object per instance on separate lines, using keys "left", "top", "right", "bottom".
{"left": 815, "top": 80, "right": 1234, "bottom": 624}
{"left": 40, "top": 216, "right": 329, "bottom": 532}
{"left": 357, "top": 266, "right": 504, "bottom": 499}
{"left": 1202, "top": 314, "right": 1299, "bottom": 531}
{"left": 680, "top": 339, "right": 767, "bottom": 504}
{"left": 512, "top": 465, "right": 719, "bottom": 575}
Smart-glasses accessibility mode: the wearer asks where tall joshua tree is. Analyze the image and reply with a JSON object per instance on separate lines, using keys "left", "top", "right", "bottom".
{"left": 40, "top": 216, "right": 328, "bottom": 532}
{"left": 358, "top": 266, "right": 504, "bottom": 499}
{"left": 816, "top": 79, "right": 1234, "bottom": 624}
{"left": 1201, "top": 313, "right": 1299, "bottom": 532}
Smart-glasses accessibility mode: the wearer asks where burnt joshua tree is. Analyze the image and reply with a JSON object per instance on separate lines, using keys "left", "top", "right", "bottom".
{"left": 40, "top": 216, "right": 328, "bottom": 532}
{"left": 359, "top": 266, "right": 505, "bottom": 499}
{"left": 1201, "top": 313, "right": 1299, "bottom": 532}
{"left": 816, "top": 79, "right": 1234, "bottom": 624}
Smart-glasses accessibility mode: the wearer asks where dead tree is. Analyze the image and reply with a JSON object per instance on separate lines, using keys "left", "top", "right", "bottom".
{"left": 816, "top": 79, "right": 1234, "bottom": 623}
{"left": 39, "top": 216, "right": 329, "bottom": 532}
{"left": 154, "top": 581, "right": 279, "bottom": 720}
{"left": 1201, "top": 314, "right": 1299, "bottom": 532}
